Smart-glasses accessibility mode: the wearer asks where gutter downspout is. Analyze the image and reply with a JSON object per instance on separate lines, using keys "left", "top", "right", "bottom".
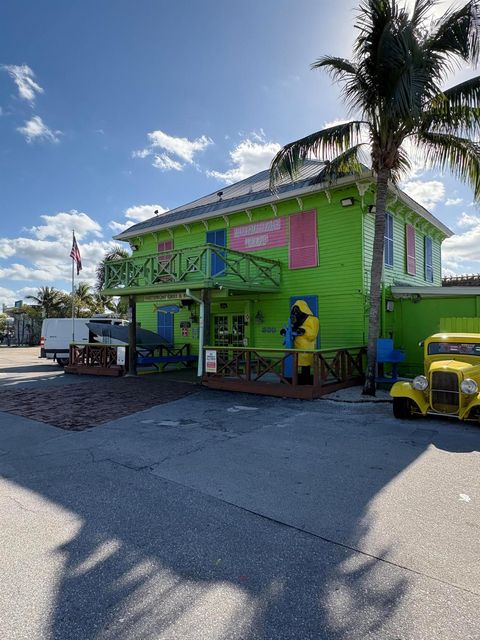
{"left": 186, "top": 289, "right": 204, "bottom": 377}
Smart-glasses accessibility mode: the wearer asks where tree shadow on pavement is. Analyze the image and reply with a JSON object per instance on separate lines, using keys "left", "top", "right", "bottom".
{"left": 2, "top": 397, "right": 479, "bottom": 639}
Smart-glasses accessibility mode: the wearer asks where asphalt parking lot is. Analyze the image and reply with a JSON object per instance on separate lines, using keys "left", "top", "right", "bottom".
{"left": 0, "top": 347, "right": 479, "bottom": 639}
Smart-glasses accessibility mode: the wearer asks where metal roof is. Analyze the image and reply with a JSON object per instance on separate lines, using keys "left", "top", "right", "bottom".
{"left": 114, "top": 161, "right": 329, "bottom": 240}
{"left": 114, "top": 160, "right": 452, "bottom": 240}
{"left": 392, "top": 286, "right": 480, "bottom": 297}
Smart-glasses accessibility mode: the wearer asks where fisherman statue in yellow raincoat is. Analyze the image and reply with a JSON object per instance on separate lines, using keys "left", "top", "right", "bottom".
{"left": 280, "top": 299, "right": 320, "bottom": 383}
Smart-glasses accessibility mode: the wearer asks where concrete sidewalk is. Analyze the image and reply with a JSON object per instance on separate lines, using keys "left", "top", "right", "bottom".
{"left": 0, "top": 391, "right": 479, "bottom": 639}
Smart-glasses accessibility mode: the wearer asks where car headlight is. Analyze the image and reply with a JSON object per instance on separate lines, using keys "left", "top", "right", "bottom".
{"left": 412, "top": 375, "right": 428, "bottom": 391}
{"left": 461, "top": 378, "right": 478, "bottom": 395}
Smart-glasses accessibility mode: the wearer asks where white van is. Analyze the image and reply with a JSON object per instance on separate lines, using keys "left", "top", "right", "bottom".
{"left": 40, "top": 316, "right": 128, "bottom": 366}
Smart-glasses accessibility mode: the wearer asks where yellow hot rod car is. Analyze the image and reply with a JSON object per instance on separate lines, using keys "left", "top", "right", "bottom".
{"left": 390, "top": 333, "right": 480, "bottom": 421}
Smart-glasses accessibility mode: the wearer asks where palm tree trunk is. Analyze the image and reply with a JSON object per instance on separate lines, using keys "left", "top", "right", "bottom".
{"left": 363, "top": 167, "right": 390, "bottom": 396}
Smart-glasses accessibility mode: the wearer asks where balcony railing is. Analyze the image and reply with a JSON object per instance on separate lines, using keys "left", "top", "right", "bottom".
{"left": 102, "top": 243, "right": 282, "bottom": 295}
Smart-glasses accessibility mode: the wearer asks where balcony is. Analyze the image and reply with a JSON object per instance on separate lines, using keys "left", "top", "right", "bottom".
{"left": 102, "top": 243, "right": 282, "bottom": 296}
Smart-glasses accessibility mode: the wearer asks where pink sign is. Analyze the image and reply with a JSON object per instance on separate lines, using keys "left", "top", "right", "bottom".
{"left": 229, "top": 217, "right": 286, "bottom": 252}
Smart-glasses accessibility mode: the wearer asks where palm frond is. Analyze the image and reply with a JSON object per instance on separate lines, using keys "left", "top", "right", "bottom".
{"left": 443, "top": 76, "right": 480, "bottom": 109}
{"left": 414, "top": 130, "right": 480, "bottom": 199}
{"left": 95, "top": 244, "right": 130, "bottom": 291}
{"left": 313, "top": 144, "right": 368, "bottom": 184}
{"left": 411, "top": 0, "right": 438, "bottom": 25}
{"left": 427, "top": 1, "right": 480, "bottom": 66}
{"left": 390, "top": 146, "right": 412, "bottom": 183}
{"left": 269, "top": 121, "right": 367, "bottom": 190}
{"left": 311, "top": 56, "right": 357, "bottom": 80}
{"left": 422, "top": 77, "right": 480, "bottom": 136}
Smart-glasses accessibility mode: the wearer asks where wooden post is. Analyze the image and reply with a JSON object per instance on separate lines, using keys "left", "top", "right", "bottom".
{"left": 202, "top": 289, "right": 211, "bottom": 373}
{"left": 292, "top": 352, "right": 298, "bottom": 386}
{"left": 313, "top": 353, "right": 320, "bottom": 387}
{"left": 245, "top": 350, "right": 251, "bottom": 381}
{"left": 127, "top": 295, "right": 137, "bottom": 376}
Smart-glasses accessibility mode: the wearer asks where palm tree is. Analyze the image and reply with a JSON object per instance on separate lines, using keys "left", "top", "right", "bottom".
{"left": 95, "top": 245, "right": 130, "bottom": 292}
{"left": 74, "top": 282, "right": 94, "bottom": 317}
{"left": 91, "top": 292, "right": 119, "bottom": 314}
{"left": 26, "top": 286, "right": 62, "bottom": 317}
{"left": 270, "top": 0, "right": 480, "bottom": 395}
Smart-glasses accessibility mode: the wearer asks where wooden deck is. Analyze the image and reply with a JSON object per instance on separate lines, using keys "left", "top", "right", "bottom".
{"left": 201, "top": 346, "right": 366, "bottom": 399}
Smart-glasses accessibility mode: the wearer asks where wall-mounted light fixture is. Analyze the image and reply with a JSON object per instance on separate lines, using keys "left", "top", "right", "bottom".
{"left": 255, "top": 310, "right": 264, "bottom": 324}
{"left": 386, "top": 300, "right": 394, "bottom": 312}
{"left": 341, "top": 197, "right": 354, "bottom": 207}
{"left": 368, "top": 205, "right": 377, "bottom": 213}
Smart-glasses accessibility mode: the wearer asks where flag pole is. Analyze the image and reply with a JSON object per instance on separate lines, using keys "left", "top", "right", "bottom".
{"left": 71, "top": 230, "right": 75, "bottom": 344}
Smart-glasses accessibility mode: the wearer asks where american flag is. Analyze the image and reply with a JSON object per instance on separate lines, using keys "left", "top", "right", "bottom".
{"left": 70, "top": 233, "right": 82, "bottom": 275}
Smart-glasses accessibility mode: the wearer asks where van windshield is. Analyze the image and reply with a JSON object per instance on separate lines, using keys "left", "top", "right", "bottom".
{"left": 428, "top": 342, "right": 480, "bottom": 356}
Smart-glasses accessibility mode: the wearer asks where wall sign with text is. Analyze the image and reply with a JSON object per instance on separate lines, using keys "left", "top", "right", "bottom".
{"left": 229, "top": 217, "right": 286, "bottom": 252}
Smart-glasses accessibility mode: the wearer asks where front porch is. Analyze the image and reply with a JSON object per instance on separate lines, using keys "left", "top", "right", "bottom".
{"left": 102, "top": 243, "right": 282, "bottom": 296}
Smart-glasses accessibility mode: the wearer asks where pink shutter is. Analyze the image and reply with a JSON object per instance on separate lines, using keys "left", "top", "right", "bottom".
{"left": 405, "top": 224, "right": 416, "bottom": 275}
{"left": 289, "top": 210, "right": 318, "bottom": 269}
{"left": 158, "top": 240, "right": 174, "bottom": 280}
{"left": 158, "top": 240, "right": 173, "bottom": 254}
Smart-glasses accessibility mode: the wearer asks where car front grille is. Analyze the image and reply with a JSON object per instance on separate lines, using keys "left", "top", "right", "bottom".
{"left": 431, "top": 371, "right": 460, "bottom": 414}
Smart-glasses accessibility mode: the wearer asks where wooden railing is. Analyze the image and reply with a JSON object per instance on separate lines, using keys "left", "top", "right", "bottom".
{"left": 202, "top": 345, "right": 367, "bottom": 399}
{"left": 66, "top": 343, "right": 128, "bottom": 376}
{"left": 102, "top": 243, "right": 281, "bottom": 294}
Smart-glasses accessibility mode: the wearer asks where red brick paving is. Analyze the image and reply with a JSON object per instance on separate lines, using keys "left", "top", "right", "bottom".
{"left": 0, "top": 376, "right": 197, "bottom": 430}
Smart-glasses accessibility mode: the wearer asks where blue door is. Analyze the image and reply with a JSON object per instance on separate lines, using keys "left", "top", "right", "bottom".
{"left": 289, "top": 295, "right": 320, "bottom": 348}
{"left": 157, "top": 310, "right": 174, "bottom": 345}
{"left": 206, "top": 229, "right": 226, "bottom": 276}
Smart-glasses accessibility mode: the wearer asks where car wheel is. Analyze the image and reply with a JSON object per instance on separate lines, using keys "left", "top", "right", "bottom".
{"left": 57, "top": 357, "right": 69, "bottom": 367}
{"left": 393, "top": 397, "right": 416, "bottom": 420}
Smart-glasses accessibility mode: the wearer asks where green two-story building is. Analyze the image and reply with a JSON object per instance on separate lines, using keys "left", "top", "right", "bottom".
{"left": 103, "top": 161, "right": 451, "bottom": 373}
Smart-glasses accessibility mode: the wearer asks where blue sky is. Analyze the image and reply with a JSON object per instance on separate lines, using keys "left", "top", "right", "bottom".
{"left": 0, "top": 0, "right": 478, "bottom": 308}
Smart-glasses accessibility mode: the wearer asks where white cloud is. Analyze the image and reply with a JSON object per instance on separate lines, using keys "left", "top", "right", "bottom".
{"left": 147, "top": 130, "right": 212, "bottom": 162}
{"left": 0, "top": 237, "right": 118, "bottom": 285}
{"left": 207, "top": 138, "right": 282, "bottom": 184}
{"left": 132, "top": 148, "right": 151, "bottom": 159}
{"left": 133, "top": 129, "right": 213, "bottom": 171}
{"left": 401, "top": 179, "right": 445, "bottom": 210}
{"left": 109, "top": 204, "right": 169, "bottom": 232}
{"left": 152, "top": 154, "right": 184, "bottom": 171}
{"left": 0, "top": 210, "right": 117, "bottom": 298}
{"left": 17, "top": 116, "right": 61, "bottom": 143}
{"left": 456, "top": 212, "right": 480, "bottom": 228}
{"left": 108, "top": 221, "right": 130, "bottom": 232}
{"left": 3, "top": 64, "right": 44, "bottom": 103}
{"left": 29, "top": 211, "right": 102, "bottom": 241}
{"left": 124, "top": 205, "right": 168, "bottom": 222}
{"left": 323, "top": 118, "right": 350, "bottom": 129}
{"left": 445, "top": 197, "right": 464, "bottom": 206}
{"left": 442, "top": 212, "right": 480, "bottom": 274}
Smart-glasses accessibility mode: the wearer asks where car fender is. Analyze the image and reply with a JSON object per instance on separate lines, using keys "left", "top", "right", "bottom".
{"left": 460, "top": 392, "right": 480, "bottom": 420}
{"left": 390, "top": 381, "right": 429, "bottom": 414}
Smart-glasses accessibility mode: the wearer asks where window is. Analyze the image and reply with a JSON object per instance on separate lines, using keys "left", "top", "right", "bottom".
{"left": 289, "top": 210, "right": 318, "bottom": 269}
{"left": 425, "top": 236, "right": 433, "bottom": 282}
{"left": 206, "top": 229, "right": 226, "bottom": 276}
{"left": 405, "top": 224, "right": 416, "bottom": 275}
{"left": 384, "top": 213, "right": 394, "bottom": 267}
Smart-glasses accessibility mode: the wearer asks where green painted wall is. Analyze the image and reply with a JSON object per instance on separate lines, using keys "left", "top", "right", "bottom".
{"left": 130, "top": 186, "right": 367, "bottom": 350}
{"left": 124, "top": 182, "right": 448, "bottom": 357}
{"left": 392, "top": 296, "right": 480, "bottom": 375}
{"left": 362, "top": 205, "right": 442, "bottom": 290}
